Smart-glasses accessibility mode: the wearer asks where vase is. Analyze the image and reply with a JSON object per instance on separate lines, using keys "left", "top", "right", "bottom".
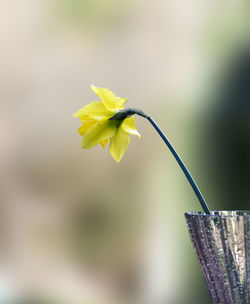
{"left": 185, "top": 211, "right": 250, "bottom": 304}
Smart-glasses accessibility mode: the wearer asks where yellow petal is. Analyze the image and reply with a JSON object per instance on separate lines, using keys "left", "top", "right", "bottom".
{"left": 109, "top": 126, "right": 130, "bottom": 162}
{"left": 82, "top": 119, "right": 116, "bottom": 149}
{"left": 100, "top": 138, "right": 109, "bottom": 148}
{"left": 90, "top": 85, "right": 127, "bottom": 112}
{"left": 73, "top": 101, "right": 111, "bottom": 119}
{"left": 78, "top": 117, "right": 97, "bottom": 136}
{"left": 122, "top": 116, "right": 141, "bottom": 138}
{"left": 79, "top": 114, "right": 97, "bottom": 124}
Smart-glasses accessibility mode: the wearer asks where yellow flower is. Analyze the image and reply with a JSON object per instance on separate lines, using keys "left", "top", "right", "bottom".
{"left": 73, "top": 85, "right": 141, "bottom": 162}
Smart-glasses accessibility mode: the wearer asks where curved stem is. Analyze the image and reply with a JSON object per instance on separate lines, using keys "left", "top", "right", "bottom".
{"left": 110, "top": 108, "right": 210, "bottom": 214}
{"left": 147, "top": 116, "right": 210, "bottom": 214}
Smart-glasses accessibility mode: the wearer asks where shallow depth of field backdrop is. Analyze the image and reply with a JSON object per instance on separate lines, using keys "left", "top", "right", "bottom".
{"left": 0, "top": 1, "right": 249, "bottom": 303}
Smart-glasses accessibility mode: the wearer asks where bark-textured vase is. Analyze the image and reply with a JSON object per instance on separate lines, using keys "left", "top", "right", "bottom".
{"left": 185, "top": 211, "right": 250, "bottom": 304}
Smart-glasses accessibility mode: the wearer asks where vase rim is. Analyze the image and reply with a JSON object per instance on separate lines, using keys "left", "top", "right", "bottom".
{"left": 185, "top": 210, "right": 250, "bottom": 217}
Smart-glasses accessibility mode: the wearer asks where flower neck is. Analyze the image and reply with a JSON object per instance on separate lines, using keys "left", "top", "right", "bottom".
{"left": 110, "top": 108, "right": 149, "bottom": 121}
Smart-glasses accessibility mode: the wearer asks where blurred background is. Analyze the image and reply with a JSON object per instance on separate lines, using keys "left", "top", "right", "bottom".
{"left": 0, "top": 0, "right": 249, "bottom": 303}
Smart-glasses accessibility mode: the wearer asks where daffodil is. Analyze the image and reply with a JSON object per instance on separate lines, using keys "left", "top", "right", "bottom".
{"left": 73, "top": 85, "right": 142, "bottom": 162}
{"left": 73, "top": 84, "right": 211, "bottom": 214}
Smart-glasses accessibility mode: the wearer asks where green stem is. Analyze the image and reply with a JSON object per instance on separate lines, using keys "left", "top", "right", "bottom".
{"left": 146, "top": 116, "right": 210, "bottom": 214}
{"left": 111, "top": 108, "right": 211, "bottom": 214}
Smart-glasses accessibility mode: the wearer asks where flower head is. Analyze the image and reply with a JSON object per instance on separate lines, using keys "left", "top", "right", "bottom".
{"left": 73, "top": 85, "right": 141, "bottom": 162}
